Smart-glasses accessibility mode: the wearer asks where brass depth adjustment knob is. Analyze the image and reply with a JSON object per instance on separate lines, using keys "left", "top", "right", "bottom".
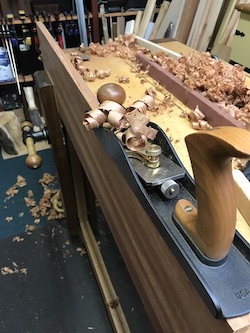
{"left": 22, "top": 121, "right": 42, "bottom": 169}
{"left": 174, "top": 126, "right": 250, "bottom": 261}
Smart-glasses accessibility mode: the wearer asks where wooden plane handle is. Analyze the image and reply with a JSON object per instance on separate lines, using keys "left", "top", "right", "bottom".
{"left": 22, "top": 121, "right": 42, "bottom": 169}
{"left": 175, "top": 126, "right": 250, "bottom": 261}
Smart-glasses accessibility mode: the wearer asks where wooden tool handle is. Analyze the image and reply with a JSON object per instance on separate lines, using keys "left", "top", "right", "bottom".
{"left": 175, "top": 126, "right": 250, "bottom": 261}
{"left": 22, "top": 121, "right": 42, "bottom": 169}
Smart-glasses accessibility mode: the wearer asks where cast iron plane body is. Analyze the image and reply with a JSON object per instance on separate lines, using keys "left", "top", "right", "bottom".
{"left": 94, "top": 122, "right": 250, "bottom": 320}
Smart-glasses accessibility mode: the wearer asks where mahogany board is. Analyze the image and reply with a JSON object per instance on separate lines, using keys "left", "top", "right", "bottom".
{"left": 36, "top": 21, "right": 249, "bottom": 333}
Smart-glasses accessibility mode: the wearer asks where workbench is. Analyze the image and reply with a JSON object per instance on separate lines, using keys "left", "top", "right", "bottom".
{"left": 36, "top": 21, "right": 250, "bottom": 333}
{"left": 71, "top": 39, "right": 250, "bottom": 243}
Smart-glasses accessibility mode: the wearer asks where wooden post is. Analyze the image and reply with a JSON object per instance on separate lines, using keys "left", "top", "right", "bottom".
{"left": 33, "top": 70, "right": 79, "bottom": 235}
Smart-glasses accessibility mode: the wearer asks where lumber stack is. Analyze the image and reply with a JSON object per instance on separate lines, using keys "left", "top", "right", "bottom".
{"left": 125, "top": 0, "right": 250, "bottom": 57}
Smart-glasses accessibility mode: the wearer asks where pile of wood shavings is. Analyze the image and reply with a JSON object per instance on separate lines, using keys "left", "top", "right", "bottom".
{"left": 88, "top": 34, "right": 150, "bottom": 61}
{"left": 76, "top": 35, "right": 250, "bottom": 129}
{"left": 5, "top": 173, "right": 65, "bottom": 222}
{"left": 1, "top": 261, "right": 27, "bottom": 276}
{"left": 5, "top": 175, "right": 27, "bottom": 199}
{"left": 70, "top": 34, "right": 150, "bottom": 82}
{"left": 151, "top": 51, "right": 250, "bottom": 130}
{"left": 27, "top": 173, "right": 65, "bottom": 221}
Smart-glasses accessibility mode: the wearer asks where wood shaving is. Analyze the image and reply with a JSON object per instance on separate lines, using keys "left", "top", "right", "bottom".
{"left": 25, "top": 173, "right": 66, "bottom": 221}
{"left": 188, "top": 105, "right": 212, "bottom": 130}
{"left": 25, "top": 224, "right": 36, "bottom": 233}
{"left": 34, "top": 218, "right": 40, "bottom": 224}
{"left": 1, "top": 267, "right": 14, "bottom": 275}
{"left": 118, "top": 76, "right": 130, "bottom": 83}
{"left": 95, "top": 69, "right": 111, "bottom": 79}
{"left": 76, "top": 247, "right": 86, "bottom": 256}
{"left": 39, "top": 173, "right": 55, "bottom": 186}
{"left": 12, "top": 236, "right": 24, "bottom": 242}
{"left": 20, "top": 268, "right": 27, "bottom": 275}
{"left": 5, "top": 175, "right": 27, "bottom": 199}
{"left": 1, "top": 262, "right": 27, "bottom": 276}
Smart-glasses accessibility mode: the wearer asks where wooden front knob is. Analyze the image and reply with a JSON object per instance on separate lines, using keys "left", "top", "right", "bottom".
{"left": 97, "top": 83, "right": 126, "bottom": 104}
{"left": 174, "top": 126, "right": 250, "bottom": 261}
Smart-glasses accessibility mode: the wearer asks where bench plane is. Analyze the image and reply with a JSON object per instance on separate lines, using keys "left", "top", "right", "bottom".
{"left": 93, "top": 122, "right": 250, "bottom": 320}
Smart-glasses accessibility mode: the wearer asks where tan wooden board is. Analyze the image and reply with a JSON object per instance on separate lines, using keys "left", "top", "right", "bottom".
{"left": 37, "top": 21, "right": 250, "bottom": 332}
{"left": 136, "top": 0, "right": 157, "bottom": 38}
{"left": 196, "top": 0, "right": 225, "bottom": 51}
{"left": 175, "top": 0, "right": 200, "bottom": 44}
{"left": 149, "top": 1, "right": 170, "bottom": 40}
{"left": 132, "top": 10, "right": 143, "bottom": 35}
{"left": 214, "top": 0, "right": 238, "bottom": 45}
{"left": 153, "top": 0, "right": 186, "bottom": 39}
{"left": 187, "top": 0, "right": 211, "bottom": 48}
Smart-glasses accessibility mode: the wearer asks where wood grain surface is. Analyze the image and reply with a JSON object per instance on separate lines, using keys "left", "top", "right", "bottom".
{"left": 175, "top": 0, "right": 199, "bottom": 44}
{"left": 36, "top": 21, "right": 250, "bottom": 332}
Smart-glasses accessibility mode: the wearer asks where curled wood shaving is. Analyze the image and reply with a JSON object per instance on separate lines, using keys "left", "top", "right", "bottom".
{"left": 188, "top": 105, "right": 212, "bottom": 130}
{"left": 95, "top": 69, "right": 111, "bottom": 79}
{"left": 118, "top": 76, "right": 130, "bottom": 83}
{"left": 83, "top": 94, "right": 157, "bottom": 151}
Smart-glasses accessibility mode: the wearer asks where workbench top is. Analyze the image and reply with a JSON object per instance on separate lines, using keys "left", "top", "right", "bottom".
{"left": 65, "top": 41, "right": 250, "bottom": 244}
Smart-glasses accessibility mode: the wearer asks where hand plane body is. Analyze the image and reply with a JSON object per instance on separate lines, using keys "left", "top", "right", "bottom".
{"left": 94, "top": 122, "right": 250, "bottom": 319}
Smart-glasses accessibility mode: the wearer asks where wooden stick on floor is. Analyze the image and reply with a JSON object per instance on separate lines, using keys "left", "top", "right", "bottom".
{"left": 69, "top": 142, "right": 131, "bottom": 333}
